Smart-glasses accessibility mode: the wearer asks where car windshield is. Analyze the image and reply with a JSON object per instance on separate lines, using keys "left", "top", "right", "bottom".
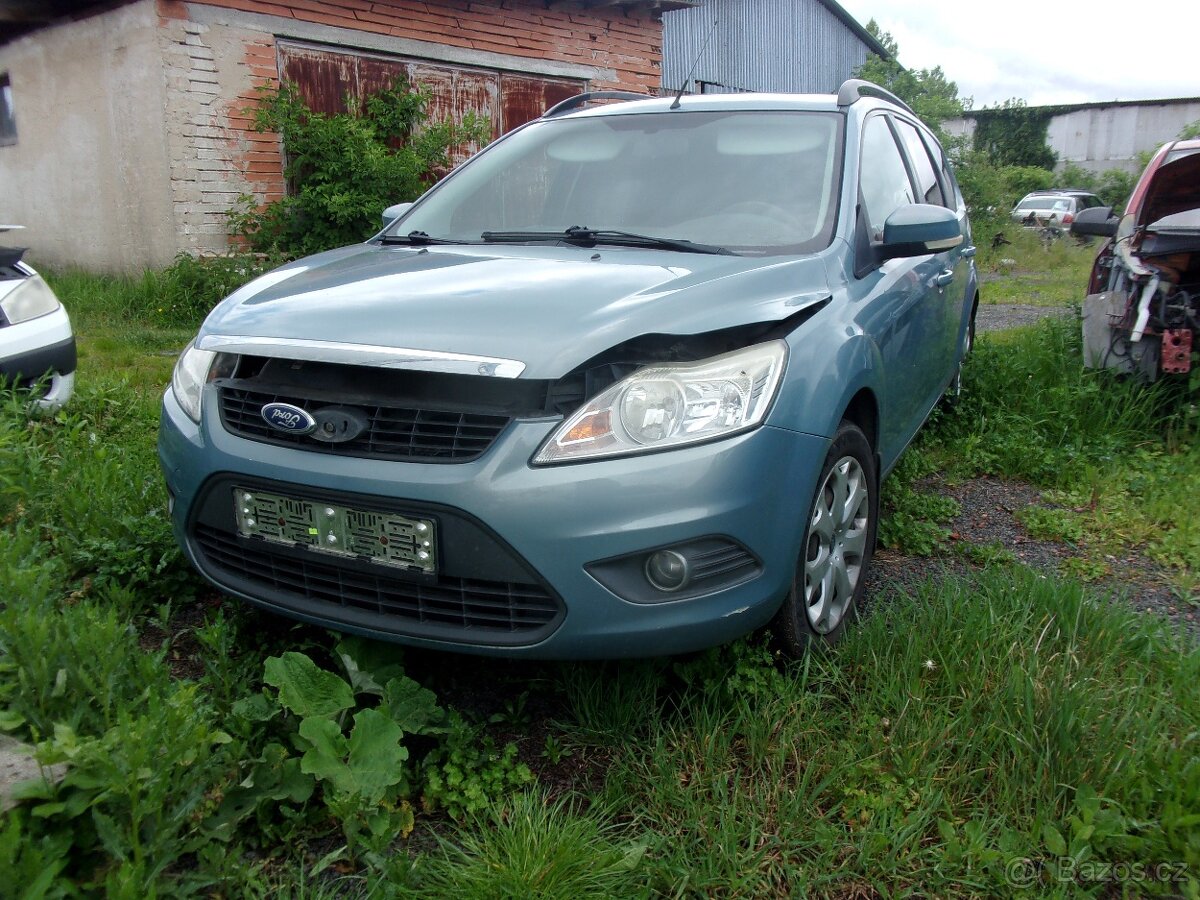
{"left": 391, "top": 110, "right": 844, "bottom": 256}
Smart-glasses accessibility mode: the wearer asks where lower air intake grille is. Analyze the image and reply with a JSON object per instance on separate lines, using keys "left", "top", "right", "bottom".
{"left": 193, "top": 525, "right": 562, "bottom": 643}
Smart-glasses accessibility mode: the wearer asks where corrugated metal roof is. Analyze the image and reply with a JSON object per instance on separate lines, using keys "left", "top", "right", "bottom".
{"left": 662, "top": 0, "right": 884, "bottom": 95}
{"left": 814, "top": 0, "right": 889, "bottom": 59}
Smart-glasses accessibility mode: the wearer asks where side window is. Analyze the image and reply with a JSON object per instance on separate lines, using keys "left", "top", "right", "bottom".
{"left": 859, "top": 116, "right": 915, "bottom": 240}
{"left": 895, "top": 120, "right": 946, "bottom": 207}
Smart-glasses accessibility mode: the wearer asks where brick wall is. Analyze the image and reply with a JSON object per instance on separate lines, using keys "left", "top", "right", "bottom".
{"left": 155, "top": 0, "right": 662, "bottom": 256}
{"left": 192, "top": 0, "right": 663, "bottom": 92}
{"left": 158, "top": 1, "right": 285, "bottom": 256}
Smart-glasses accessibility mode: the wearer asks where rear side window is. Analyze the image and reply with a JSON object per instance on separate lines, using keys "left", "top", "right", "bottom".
{"left": 859, "top": 115, "right": 915, "bottom": 239}
{"left": 923, "top": 132, "right": 963, "bottom": 208}
{"left": 894, "top": 119, "right": 945, "bottom": 207}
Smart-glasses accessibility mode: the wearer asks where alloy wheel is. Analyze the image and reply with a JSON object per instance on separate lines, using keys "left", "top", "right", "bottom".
{"left": 802, "top": 455, "right": 870, "bottom": 634}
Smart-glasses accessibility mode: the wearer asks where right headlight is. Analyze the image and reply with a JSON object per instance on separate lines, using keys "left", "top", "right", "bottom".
{"left": 533, "top": 340, "right": 787, "bottom": 465}
{"left": 0, "top": 274, "right": 61, "bottom": 325}
{"left": 171, "top": 341, "right": 235, "bottom": 422}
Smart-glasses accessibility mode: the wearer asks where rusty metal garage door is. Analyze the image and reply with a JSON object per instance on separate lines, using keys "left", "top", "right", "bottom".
{"left": 277, "top": 42, "right": 583, "bottom": 161}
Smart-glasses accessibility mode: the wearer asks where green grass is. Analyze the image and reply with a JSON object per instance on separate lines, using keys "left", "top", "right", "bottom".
{"left": 597, "top": 571, "right": 1199, "bottom": 895}
{"left": 908, "top": 315, "right": 1200, "bottom": 593}
{"left": 975, "top": 225, "right": 1096, "bottom": 307}
{"left": 0, "top": 268, "right": 1197, "bottom": 896}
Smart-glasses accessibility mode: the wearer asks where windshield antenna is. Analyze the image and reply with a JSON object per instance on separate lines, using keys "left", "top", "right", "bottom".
{"left": 670, "top": 18, "right": 718, "bottom": 110}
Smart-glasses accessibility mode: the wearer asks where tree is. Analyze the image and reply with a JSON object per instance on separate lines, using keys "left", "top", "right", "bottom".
{"left": 852, "top": 21, "right": 967, "bottom": 136}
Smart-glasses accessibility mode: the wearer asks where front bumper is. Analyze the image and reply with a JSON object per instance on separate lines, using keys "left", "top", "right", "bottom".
{"left": 159, "top": 386, "right": 830, "bottom": 658}
{"left": 0, "top": 305, "right": 76, "bottom": 409}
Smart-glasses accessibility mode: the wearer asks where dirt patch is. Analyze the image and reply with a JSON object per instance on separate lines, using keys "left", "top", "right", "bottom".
{"left": 864, "top": 474, "right": 1199, "bottom": 640}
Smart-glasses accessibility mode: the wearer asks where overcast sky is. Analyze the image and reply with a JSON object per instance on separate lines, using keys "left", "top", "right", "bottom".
{"left": 839, "top": 0, "right": 1199, "bottom": 108}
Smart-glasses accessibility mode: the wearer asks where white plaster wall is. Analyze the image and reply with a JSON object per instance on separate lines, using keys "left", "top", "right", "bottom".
{"left": 0, "top": 0, "right": 177, "bottom": 272}
{"left": 1050, "top": 101, "right": 1200, "bottom": 174}
{"left": 945, "top": 100, "right": 1200, "bottom": 176}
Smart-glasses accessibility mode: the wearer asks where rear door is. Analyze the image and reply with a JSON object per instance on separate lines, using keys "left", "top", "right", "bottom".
{"left": 894, "top": 118, "right": 972, "bottom": 377}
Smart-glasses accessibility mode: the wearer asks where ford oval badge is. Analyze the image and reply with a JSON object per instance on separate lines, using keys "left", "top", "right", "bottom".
{"left": 261, "top": 402, "right": 317, "bottom": 435}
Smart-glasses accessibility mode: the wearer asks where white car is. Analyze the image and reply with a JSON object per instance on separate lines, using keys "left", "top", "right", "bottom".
{"left": 1010, "top": 190, "right": 1105, "bottom": 232}
{"left": 0, "top": 227, "right": 75, "bottom": 409}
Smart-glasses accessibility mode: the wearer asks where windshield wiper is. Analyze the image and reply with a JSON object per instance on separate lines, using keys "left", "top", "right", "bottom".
{"left": 480, "top": 226, "right": 733, "bottom": 255}
{"left": 379, "top": 231, "right": 469, "bottom": 246}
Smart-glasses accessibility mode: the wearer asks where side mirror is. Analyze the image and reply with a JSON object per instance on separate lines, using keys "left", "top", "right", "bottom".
{"left": 879, "top": 204, "right": 962, "bottom": 260}
{"left": 381, "top": 202, "right": 414, "bottom": 229}
{"left": 1070, "top": 206, "right": 1117, "bottom": 238}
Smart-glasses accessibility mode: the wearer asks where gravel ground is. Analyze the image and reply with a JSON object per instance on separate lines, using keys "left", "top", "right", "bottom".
{"left": 976, "top": 303, "right": 1072, "bottom": 333}
{"left": 862, "top": 304, "right": 1198, "bottom": 640}
{"left": 863, "top": 474, "right": 1200, "bottom": 640}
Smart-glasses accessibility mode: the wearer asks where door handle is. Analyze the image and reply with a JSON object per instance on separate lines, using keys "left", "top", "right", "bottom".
{"left": 935, "top": 269, "right": 954, "bottom": 287}
{"left": 961, "top": 246, "right": 977, "bottom": 258}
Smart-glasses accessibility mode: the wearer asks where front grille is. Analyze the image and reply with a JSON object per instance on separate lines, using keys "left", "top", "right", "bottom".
{"left": 194, "top": 524, "right": 562, "bottom": 642}
{"left": 218, "top": 387, "right": 510, "bottom": 462}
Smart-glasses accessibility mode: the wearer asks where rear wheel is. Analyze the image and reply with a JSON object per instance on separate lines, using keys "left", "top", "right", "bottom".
{"left": 773, "top": 421, "right": 878, "bottom": 654}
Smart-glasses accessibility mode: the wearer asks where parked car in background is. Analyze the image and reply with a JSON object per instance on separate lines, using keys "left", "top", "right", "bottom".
{"left": 160, "top": 80, "right": 978, "bottom": 660}
{"left": 1072, "top": 140, "right": 1200, "bottom": 380}
{"left": 1011, "top": 189, "right": 1105, "bottom": 233}
{"left": 0, "top": 227, "right": 76, "bottom": 410}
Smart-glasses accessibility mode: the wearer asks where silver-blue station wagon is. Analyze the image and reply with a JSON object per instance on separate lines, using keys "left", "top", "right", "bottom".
{"left": 159, "top": 80, "right": 978, "bottom": 659}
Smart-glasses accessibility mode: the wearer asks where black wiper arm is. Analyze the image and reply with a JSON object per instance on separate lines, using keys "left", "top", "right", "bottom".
{"left": 481, "top": 226, "right": 733, "bottom": 255}
{"left": 379, "top": 231, "right": 467, "bottom": 246}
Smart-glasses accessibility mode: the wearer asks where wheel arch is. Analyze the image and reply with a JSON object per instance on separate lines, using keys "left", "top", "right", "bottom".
{"left": 841, "top": 387, "right": 879, "bottom": 451}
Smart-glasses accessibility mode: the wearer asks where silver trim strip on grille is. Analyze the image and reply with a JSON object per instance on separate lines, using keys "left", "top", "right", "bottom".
{"left": 195, "top": 335, "right": 527, "bottom": 378}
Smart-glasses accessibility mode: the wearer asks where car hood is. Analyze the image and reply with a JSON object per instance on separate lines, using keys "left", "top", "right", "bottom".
{"left": 1140, "top": 145, "right": 1200, "bottom": 230}
{"left": 199, "top": 243, "right": 831, "bottom": 378}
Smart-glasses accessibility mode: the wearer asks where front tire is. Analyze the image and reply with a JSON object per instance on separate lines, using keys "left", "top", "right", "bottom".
{"left": 773, "top": 421, "right": 878, "bottom": 655}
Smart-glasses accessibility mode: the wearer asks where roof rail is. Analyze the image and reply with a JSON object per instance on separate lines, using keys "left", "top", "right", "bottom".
{"left": 836, "top": 79, "right": 914, "bottom": 116}
{"left": 543, "top": 91, "right": 650, "bottom": 118}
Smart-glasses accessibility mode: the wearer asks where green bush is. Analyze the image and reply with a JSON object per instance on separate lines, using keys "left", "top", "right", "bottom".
{"left": 154, "top": 252, "right": 283, "bottom": 326}
{"left": 1057, "top": 161, "right": 1139, "bottom": 213}
{"left": 229, "top": 80, "right": 490, "bottom": 257}
{"left": 953, "top": 148, "right": 1054, "bottom": 216}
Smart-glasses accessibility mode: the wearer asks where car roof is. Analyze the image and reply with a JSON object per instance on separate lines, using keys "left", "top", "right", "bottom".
{"left": 1023, "top": 189, "right": 1099, "bottom": 197}
{"left": 553, "top": 92, "right": 844, "bottom": 119}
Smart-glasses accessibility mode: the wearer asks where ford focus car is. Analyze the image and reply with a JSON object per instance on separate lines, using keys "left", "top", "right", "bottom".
{"left": 159, "top": 80, "right": 978, "bottom": 659}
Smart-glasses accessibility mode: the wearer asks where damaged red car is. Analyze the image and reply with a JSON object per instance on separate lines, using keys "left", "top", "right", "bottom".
{"left": 1072, "top": 139, "right": 1200, "bottom": 379}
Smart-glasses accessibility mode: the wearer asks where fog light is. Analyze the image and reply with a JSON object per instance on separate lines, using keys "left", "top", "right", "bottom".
{"left": 645, "top": 550, "right": 690, "bottom": 592}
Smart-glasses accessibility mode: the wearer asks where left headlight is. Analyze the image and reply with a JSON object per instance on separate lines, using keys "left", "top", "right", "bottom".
{"left": 0, "top": 275, "right": 61, "bottom": 325}
{"left": 534, "top": 340, "right": 788, "bottom": 465}
{"left": 171, "top": 341, "right": 224, "bottom": 422}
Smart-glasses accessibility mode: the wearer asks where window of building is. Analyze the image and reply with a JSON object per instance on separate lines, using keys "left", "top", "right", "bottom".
{"left": 0, "top": 74, "right": 16, "bottom": 146}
